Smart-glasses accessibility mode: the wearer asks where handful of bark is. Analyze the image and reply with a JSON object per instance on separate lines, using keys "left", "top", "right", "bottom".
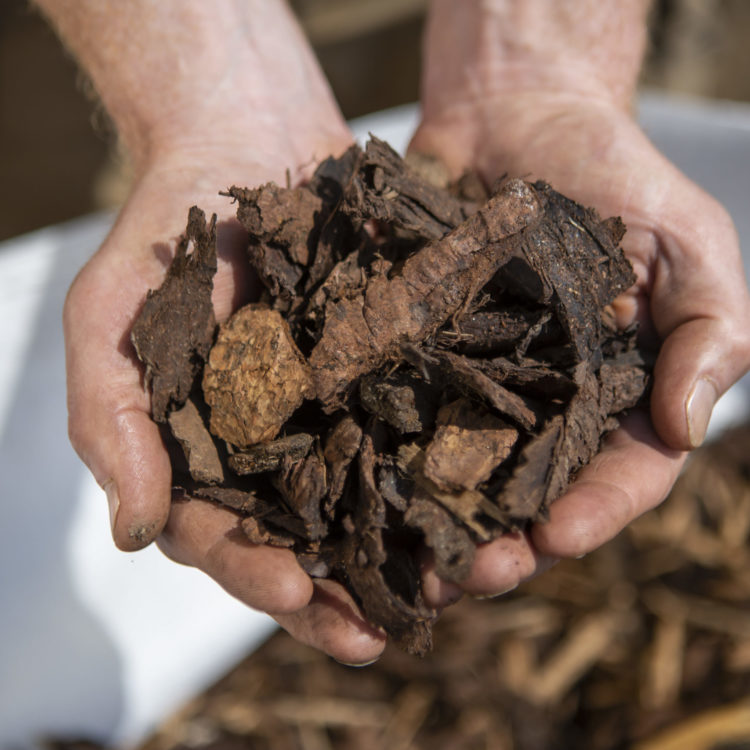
{"left": 131, "top": 138, "right": 649, "bottom": 655}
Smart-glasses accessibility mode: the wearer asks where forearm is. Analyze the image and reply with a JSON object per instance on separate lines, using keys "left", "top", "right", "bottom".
{"left": 34, "top": 0, "right": 348, "bottom": 171}
{"left": 422, "top": 0, "right": 651, "bottom": 114}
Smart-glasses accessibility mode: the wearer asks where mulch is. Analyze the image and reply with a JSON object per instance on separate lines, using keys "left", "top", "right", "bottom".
{"left": 109, "top": 423, "right": 750, "bottom": 750}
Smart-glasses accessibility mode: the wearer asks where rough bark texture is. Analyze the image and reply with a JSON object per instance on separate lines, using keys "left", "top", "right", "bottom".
{"left": 202, "top": 305, "right": 314, "bottom": 448}
{"left": 131, "top": 206, "right": 217, "bottom": 421}
{"left": 131, "top": 137, "right": 650, "bottom": 654}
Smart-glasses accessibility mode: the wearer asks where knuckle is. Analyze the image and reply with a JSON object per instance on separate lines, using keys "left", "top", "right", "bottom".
{"left": 267, "top": 577, "right": 311, "bottom": 614}
{"left": 156, "top": 525, "right": 192, "bottom": 567}
{"left": 202, "top": 535, "right": 229, "bottom": 582}
{"left": 62, "top": 263, "right": 95, "bottom": 332}
{"left": 707, "top": 198, "right": 737, "bottom": 237}
{"left": 66, "top": 412, "right": 86, "bottom": 457}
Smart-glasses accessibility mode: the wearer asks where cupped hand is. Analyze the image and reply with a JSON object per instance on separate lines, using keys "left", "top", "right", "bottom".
{"left": 64, "top": 138, "right": 386, "bottom": 665}
{"left": 411, "top": 91, "right": 750, "bottom": 604}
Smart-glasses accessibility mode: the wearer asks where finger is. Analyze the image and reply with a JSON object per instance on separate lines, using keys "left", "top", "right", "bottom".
{"left": 275, "top": 578, "right": 387, "bottom": 666}
{"left": 158, "top": 498, "right": 313, "bottom": 615}
{"left": 64, "top": 182, "right": 252, "bottom": 551}
{"left": 70, "top": 404, "right": 172, "bottom": 552}
{"left": 647, "top": 197, "right": 750, "bottom": 450}
{"left": 419, "top": 549, "right": 464, "bottom": 608}
{"left": 460, "top": 535, "right": 557, "bottom": 598}
{"left": 65, "top": 265, "right": 173, "bottom": 551}
{"left": 652, "top": 316, "right": 750, "bottom": 450}
{"left": 531, "top": 411, "right": 685, "bottom": 559}
{"left": 100, "top": 409, "right": 173, "bottom": 550}
{"left": 421, "top": 533, "right": 555, "bottom": 605}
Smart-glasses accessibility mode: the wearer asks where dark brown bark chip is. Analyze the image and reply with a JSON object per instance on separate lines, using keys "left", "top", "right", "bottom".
{"left": 323, "top": 415, "right": 363, "bottom": 511}
{"left": 598, "top": 350, "right": 650, "bottom": 414}
{"left": 341, "top": 436, "right": 436, "bottom": 655}
{"left": 193, "top": 486, "right": 258, "bottom": 514}
{"left": 437, "top": 308, "right": 562, "bottom": 355}
{"left": 376, "top": 457, "right": 413, "bottom": 513}
{"left": 274, "top": 448, "right": 328, "bottom": 542}
{"left": 225, "top": 183, "right": 322, "bottom": 304}
{"left": 344, "top": 136, "right": 469, "bottom": 241}
{"left": 305, "top": 145, "right": 370, "bottom": 292}
{"left": 131, "top": 206, "right": 217, "bottom": 422}
{"left": 132, "top": 138, "right": 651, "bottom": 653}
{"left": 404, "top": 495, "right": 476, "bottom": 583}
{"left": 496, "top": 416, "right": 565, "bottom": 528}
{"left": 433, "top": 350, "right": 539, "bottom": 431}
{"left": 481, "top": 356, "right": 578, "bottom": 401}
{"left": 518, "top": 183, "right": 636, "bottom": 360}
{"left": 359, "top": 370, "right": 436, "bottom": 434}
{"left": 228, "top": 433, "right": 315, "bottom": 475}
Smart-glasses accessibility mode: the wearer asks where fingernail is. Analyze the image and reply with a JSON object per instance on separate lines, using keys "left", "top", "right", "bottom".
{"left": 473, "top": 582, "right": 518, "bottom": 600}
{"left": 686, "top": 377, "right": 718, "bottom": 448}
{"left": 336, "top": 657, "right": 380, "bottom": 668}
{"left": 104, "top": 480, "right": 120, "bottom": 533}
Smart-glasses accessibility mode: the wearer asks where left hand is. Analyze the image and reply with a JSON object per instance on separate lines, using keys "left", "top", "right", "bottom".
{"left": 410, "top": 91, "right": 750, "bottom": 604}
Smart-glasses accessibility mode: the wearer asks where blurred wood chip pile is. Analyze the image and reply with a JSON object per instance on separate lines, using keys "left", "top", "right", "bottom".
{"left": 93, "top": 423, "right": 749, "bottom": 750}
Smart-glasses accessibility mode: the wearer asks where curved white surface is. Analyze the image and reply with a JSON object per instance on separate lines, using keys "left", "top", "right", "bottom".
{"left": 1, "top": 93, "right": 750, "bottom": 748}
{"left": 0, "top": 215, "right": 278, "bottom": 748}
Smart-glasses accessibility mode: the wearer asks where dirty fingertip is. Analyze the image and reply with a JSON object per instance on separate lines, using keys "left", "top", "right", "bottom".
{"left": 421, "top": 569, "right": 464, "bottom": 608}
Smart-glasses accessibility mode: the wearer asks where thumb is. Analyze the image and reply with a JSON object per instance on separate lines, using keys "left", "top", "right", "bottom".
{"left": 647, "top": 202, "right": 750, "bottom": 450}
{"left": 89, "top": 410, "right": 172, "bottom": 551}
{"left": 651, "top": 318, "right": 749, "bottom": 450}
{"left": 65, "top": 258, "right": 172, "bottom": 552}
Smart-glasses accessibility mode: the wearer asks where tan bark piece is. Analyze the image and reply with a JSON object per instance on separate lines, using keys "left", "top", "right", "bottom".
{"left": 167, "top": 397, "right": 224, "bottom": 484}
{"left": 423, "top": 398, "right": 517, "bottom": 492}
{"left": 203, "top": 305, "right": 314, "bottom": 448}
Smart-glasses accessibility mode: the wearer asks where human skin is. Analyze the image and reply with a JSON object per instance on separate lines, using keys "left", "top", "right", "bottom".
{"left": 411, "top": 0, "right": 750, "bottom": 604}
{"left": 35, "top": 0, "right": 750, "bottom": 664}
{"left": 36, "top": 0, "right": 386, "bottom": 665}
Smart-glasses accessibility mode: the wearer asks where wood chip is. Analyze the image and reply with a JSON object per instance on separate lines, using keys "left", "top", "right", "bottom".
{"left": 203, "top": 305, "right": 314, "bottom": 447}
{"left": 524, "top": 610, "right": 623, "bottom": 705}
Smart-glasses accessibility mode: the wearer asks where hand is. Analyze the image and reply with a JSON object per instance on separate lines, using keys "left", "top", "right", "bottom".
{"left": 49, "top": 0, "right": 389, "bottom": 665}
{"left": 64, "top": 133, "right": 387, "bottom": 665}
{"left": 411, "top": 91, "right": 750, "bottom": 604}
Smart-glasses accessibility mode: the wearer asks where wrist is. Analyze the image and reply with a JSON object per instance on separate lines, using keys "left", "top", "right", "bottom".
{"left": 411, "top": 88, "right": 640, "bottom": 187}
{"left": 419, "top": 0, "right": 649, "bottom": 126}
{"left": 140, "top": 105, "right": 352, "bottom": 187}
{"left": 125, "top": 51, "right": 352, "bottom": 179}
{"left": 36, "top": 0, "right": 351, "bottom": 178}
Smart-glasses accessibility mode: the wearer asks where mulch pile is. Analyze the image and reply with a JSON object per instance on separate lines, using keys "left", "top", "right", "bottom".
{"left": 103, "top": 423, "right": 750, "bottom": 750}
{"left": 130, "top": 138, "right": 648, "bottom": 653}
